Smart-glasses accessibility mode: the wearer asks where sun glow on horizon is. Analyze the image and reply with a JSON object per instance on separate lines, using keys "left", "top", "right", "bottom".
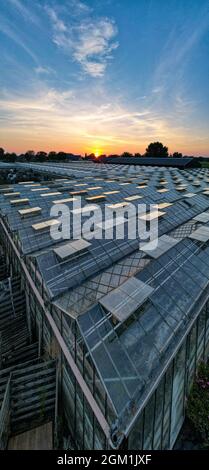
{"left": 94, "top": 149, "right": 102, "bottom": 158}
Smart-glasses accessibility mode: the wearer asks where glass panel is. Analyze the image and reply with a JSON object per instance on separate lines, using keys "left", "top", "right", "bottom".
{"left": 153, "top": 378, "right": 165, "bottom": 449}
{"left": 128, "top": 412, "right": 144, "bottom": 450}
{"left": 162, "top": 364, "right": 173, "bottom": 449}
{"left": 142, "top": 393, "right": 155, "bottom": 449}
{"left": 170, "top": 343, "right": 186, "bottom": 448}
{"left": 196, "top": 310, "right": 205, "bottom": 361}
{"left": 187, "top": 322, "right": 197, "bottom": 392}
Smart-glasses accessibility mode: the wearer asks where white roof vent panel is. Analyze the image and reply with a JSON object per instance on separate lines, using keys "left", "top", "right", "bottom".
{"left": 54, "top": 239, "right": 91, "bottom": 261}
{"left": 99, "top": 277, "right": 154, "bottom": 323}
{"left": 189, "top": 226, "right": 209, "bottom": 242}
{"left": 141, "top": 234, "right": 179, "bottom": 258}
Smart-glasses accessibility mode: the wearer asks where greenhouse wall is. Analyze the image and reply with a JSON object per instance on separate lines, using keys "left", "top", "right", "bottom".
{"left": 128, "top": 303, "right": 209, "bottom": 449}
{"left": 1, "top": 222, "right": 209, "bottom": 450}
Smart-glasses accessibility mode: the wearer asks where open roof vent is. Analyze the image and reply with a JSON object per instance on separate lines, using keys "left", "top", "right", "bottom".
{"left": 32, "top": 219, "right": 59, "bottom": 231}
{"left": 10, "top": 198, "right": 29, "bottom": 206}
{"left": 85, "top": 195, "right": 106, "bottom": 202}
{"left": 18, "top": 207, "right": 42, "bottom": 218}
{"left": 53, "top": 239, "right": 91, "bottom": 261}
{"left": 189, "top": 225, "right": 209, "bottom": 242}
{"left": 184, "top": 193, "right": 196, "bottom": 198}
{"left": 193, "top": 212, "right": 209, "bottom": 223}
{"left": 140, "top": 234, "right": 179, "bottom": 258}
{"left": 99, "top": 277, "right": 154, "bottom": 323}
{"left": 96, "top": 216, "right": 127, "bottom": 231}
{"left": 4, "top": 192, "right": 20, "bottom": 197}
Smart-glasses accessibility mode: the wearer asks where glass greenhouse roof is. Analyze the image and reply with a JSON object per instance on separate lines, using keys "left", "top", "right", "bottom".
{"left": 2, "top": 163, "right": 209, "bottom": 431}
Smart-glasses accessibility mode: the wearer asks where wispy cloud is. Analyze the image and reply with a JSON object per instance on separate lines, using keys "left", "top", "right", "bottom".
{"left": 46, "top": 7, "right": 67, "bottom": 33}
{"left": 7, "top": 0, "right": 41, "bottom": 27}
{"left": 0, "top": 14, "right": 38, "bottom": 63}
{"left": 72, "top": 18, "right": 118, "bottom": 77}
{"left": 150, "top": 5, "right": 209, "bottom": 108}
{"left": 1, "top": 83, "right": 207, "bottom": 155}
{"left": 66, "top": 0, "right": 92, "bottom": 16}
{"left": 34, "top": 66, "right": 55, "bottom": 75}
{"left": 1, "top": 1, "right": 209, "bottom": 156}
{"left": 46, "top": 4, "right": 118, "bottom": 77}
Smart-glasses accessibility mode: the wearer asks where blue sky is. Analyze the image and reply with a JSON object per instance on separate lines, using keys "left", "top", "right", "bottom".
{"left": 0, "top": 0, "right": 209, "bottom": 155}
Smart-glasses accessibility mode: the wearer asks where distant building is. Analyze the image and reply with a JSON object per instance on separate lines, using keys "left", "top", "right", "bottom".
{"left": 65, "top": 153, "right": 82, "bottom": 161}
{"left": 105, "top": 156, "right": 200, "bottom": 168}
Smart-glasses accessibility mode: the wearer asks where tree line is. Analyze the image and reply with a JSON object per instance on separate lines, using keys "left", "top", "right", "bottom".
{"left": 0, "top": 142, "right": 195, "bottom": 163}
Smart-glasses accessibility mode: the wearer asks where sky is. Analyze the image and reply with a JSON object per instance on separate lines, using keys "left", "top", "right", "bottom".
{"left": 0, "top": 0, "right": 209, "bottom": 156}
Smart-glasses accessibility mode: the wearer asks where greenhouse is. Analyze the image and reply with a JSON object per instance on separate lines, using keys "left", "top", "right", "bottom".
{"left": 0, "top": 162, "right": 209, "bottom": 449}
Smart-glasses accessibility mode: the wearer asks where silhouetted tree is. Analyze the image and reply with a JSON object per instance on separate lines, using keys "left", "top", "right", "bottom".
{"left": 5, "top": 152, "right": 17, "bottom": 162}
{"left": 25, "top": 150, "right": 35, "bottom": 161}
{"left": 48, "top": 151, "right": 57, "bottom": 160}
{"left": 121, "top": 152, "right": 133, "bottom": 158}
{"left": 134, "top": 153, "right": 142, "bottom": 158}
{"left": 85, "top": 153, "right": 96, "bottom": 161}
{"left": 172, "top": 152, "right": 183, "bottom": 158}
{"left": 145, "top": 142, "right": 169, "bottom": 158}
{"left": 96, "top": 154, "right": 107, "bottom": 163}
{"left": 36, "top": 151, "right": 47, "bottom": 161}
{"left": 57, "top": 151, "right": 67, "bottom": 161}
{"left": 0, "top": 148, "right": 5, "bottom": 159}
